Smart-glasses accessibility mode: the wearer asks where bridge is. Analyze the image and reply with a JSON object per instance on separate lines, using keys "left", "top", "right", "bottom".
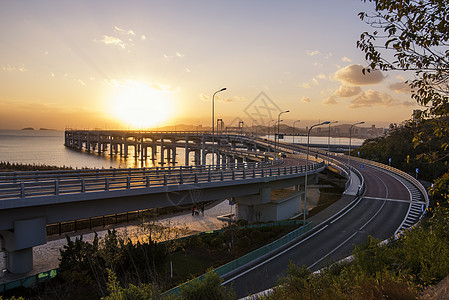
{"left": 0, "top": 129, "right": 428, "bottom": 296}
{"left": 0, "top": 131, "right": 333, "bottom": 274}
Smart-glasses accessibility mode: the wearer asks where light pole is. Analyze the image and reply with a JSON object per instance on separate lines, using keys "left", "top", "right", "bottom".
{"left": 304, "top": 121, "right": 330, "bottom": 224}
{"left": 275, "top": 110, "right": 289, "bottom": 159}
{"left": 293, "top": 120, "right": 300, "bottom": 145}
{"left": 212, "top": 88, "right": 226, "bottom": 166}
{"left": 348, "top": 121, "right": 365, "bottom": 167}
{"left": 327, "top": 121, "right": 338, "bottom": 165}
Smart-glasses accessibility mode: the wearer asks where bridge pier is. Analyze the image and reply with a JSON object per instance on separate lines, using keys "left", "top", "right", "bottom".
{"left": 0, "top": 217, "right": 46, "bottom": 274}
{"left": 234, "top": 187, "right": 304, "bottom": 222}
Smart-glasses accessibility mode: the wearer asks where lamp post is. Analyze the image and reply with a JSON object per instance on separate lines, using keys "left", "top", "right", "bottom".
{"left": 275, "top": 110, "right": 289, "bottom": 159}
{"left": 304, "top": 121, "right": 330, "bottom": 224}
{"left": 212, "top": 88, "right": 226, "bottom": 166}
{"left": 348, "top": 121, "right": 365, "bottom": 168}
{"left": 327, "top": 121, "right": 338, "bottom": 165}
{"left": 293, "top": 120, "right": 300, "bottom": 145}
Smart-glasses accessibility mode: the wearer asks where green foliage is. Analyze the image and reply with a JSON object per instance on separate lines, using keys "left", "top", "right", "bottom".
{"left": 268, "top": 205, "right": 449, "bottom": 299}
{"left": 178, "top": 271, "right": 236, "bottom": 300}
{"left": 430, "top": 171, "right": 449, "bottom": 202}
{"left": 358, "top": 0, "right": 449, "bottom": 149}
{"left": 104, "top": 269, "right": 160, "bottom": 300}
{"left": 58, "top": 229, "right": 168, "bottom": 294}
{"left": 236, "top": 236, "right": 251, "bottom": 249}
{"left": 210, "top": 237, "right": 224, "bottom": 249}
{"left": 356, "top": 120, "right": 448, "bottom": 181}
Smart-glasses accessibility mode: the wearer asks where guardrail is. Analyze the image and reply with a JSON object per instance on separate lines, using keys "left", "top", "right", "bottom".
{"left": 0, "top": 161, "right": 325, "bottom": 200}
{"left": 163, "top": 221, "right": 313, "bottom": 296}
{"left": 349, "top": 156, "right": 429, "bottom": 207}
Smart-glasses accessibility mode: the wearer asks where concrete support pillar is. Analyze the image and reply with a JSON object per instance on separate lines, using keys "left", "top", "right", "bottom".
{"left": 201, "top": 137, "right": 206, "bottom": 165}
{"left": 97, "top": 134, "right": 101, "bottom": 154}
{"left": 86, "top": 134, "right": 90, "bottom": 152}
{"left": 185, "top": 140, "right": 189, "bottom": 166}
{"left": 0, "top": 217, "right": 47, "bottom": 274}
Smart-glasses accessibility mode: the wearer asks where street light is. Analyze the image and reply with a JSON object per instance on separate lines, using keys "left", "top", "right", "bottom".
{"left": 304, "top": 121, "right": 330, "bottom": 224}
{"left": 212, "top": 88, "right": 227, "bottom": 166}
{"left": 348, "top": 121, "right": 365, "bottom": 167}
{"left": 327, "top": 121, "right": 338, "bottom": 165}
{"left": 293, "top": 120, "right": 300, "bottom": 145}
{"left": 275, "top": 110, "right": 289, "bottom": 159}
{"left": 268, "top": 119, "right": 274, "bottom": 141}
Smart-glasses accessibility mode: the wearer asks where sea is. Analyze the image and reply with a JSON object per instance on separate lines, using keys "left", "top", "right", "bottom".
{"left": 0, "top": 130, "right": 364, "bottom": 170}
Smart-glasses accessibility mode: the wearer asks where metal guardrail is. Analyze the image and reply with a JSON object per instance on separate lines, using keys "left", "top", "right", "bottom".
{"left": 163, "top": 221, "right": 313, "bottom": 296}
{"left": 0, "top": 161, "right": 325, "bottom": 200}
{"left": 349, "top": 156, "right": 429, "bottom": 208}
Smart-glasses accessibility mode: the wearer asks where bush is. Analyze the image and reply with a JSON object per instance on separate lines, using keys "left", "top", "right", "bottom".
{"left": 188, "top": 235, "right": 202, "bottom": 246}
{"left": 250, "top": 229, "right": 262, "bottom": 241}
{"left": 236, "top": 236, "right": 251, "bottom": 249}
{"left": 235, "top": 229, "right": 248, "bottom": 238}
{"left": 210, "top": 237, "right": 224, "bottom": 249}
{"left": 178, "top": 271, "right": 235, "bottom": 300}
{"left": 236, "top": 219, "right": 248, "bottom": 226}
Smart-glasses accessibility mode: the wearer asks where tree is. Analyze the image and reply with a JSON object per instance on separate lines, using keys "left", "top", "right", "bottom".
{"left": 357, "top": 0, "right": 449, "bottom": 148}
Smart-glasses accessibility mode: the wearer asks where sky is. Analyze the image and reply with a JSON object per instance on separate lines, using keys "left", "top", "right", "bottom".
{"left": 0, "top": 0, "right": 421, "bottom": 130}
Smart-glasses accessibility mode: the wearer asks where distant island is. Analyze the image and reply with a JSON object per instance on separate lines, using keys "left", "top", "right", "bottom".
{"left": 20, "top": 127, "right": 56, "bottom": 131}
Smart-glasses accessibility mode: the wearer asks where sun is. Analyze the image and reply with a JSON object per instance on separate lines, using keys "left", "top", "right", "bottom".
{"left": 108, "top": 80, "right": 173, "bottom": 128}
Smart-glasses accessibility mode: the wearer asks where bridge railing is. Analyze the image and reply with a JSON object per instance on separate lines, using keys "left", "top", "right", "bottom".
{"left": 0, "top": 161, "right": 326, "bottom": 200}
{"left": 0, "top": 160, "right": 282, "bottom": 183}
{"left": 349, "top": 156, "right": 429, "bottom": 207}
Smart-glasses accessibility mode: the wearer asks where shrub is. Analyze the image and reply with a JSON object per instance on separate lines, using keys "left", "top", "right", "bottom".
{"left": 235, "top": 229, "right": 248, "bottom": 238}
{"left": 178, "top": 271, "right": 235, "bottom": 300}
{"left": 236, "top": 219, "right": 248, "bottom": 226}
{"left": 250, "top": 229, "right": 262, "bottom": 241}
{"left": 236, "top": 236, "right": 251, "bottom": 249}
{"left": 210, "top": 237, "right": 224, "bottom": 249}
{"left": 188, "top": 235, "right": 202, "bottom": 246}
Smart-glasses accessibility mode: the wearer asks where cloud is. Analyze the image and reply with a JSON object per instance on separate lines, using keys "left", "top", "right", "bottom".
{"left": 335, "top": 85, "right": 362, "bottom": 98}
{"left": 199, "top": 93, "right": 237, "bottom": 103}
{"left": 2, "top": 64, "right": 26, "bottom": 72}
{"left": 96, "top": 35, "right": 126, "bottom": 49}
{"left": 334, "top": 64, "right": 384, "bottom": 85}
{"left": 316, "top": 74, "right": 326, "bottom": 80}
{"left": 104, "top": 79, "right": 177, "bottom": 93}
{"left": 323, "top": 96, "right": 338, "bottom": 105}
{"left": 141, "top": 35, "right": 147, "bottom": 41}
{"left": 114, "top": 26, "right": 135, "bottom": 36}
{"left": 388, "top": 82, "right": 411, "bottom": 94}
{"left": 307, "top": 50, "right": 320, "bottom": 56}
{"left": 301, "top": 97, "right": 311, "bottom": 103}
{"left": 300, "top": 82, "right": 311, "bottom": 89}
{"left": 341, "top": 56, "right": 352, "bottom": 63}
{"left": 200, "top": 93, "right": 209, "bottom": 101}
{"left": 176, "top": 52, "right": 184, "bottom": 58}
{"left": 349, "top": 90, "right": 414, "bottom": 108}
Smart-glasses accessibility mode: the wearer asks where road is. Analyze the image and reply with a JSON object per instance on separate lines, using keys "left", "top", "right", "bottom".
{"left": 223, "top": 161, "right": 420, "bottom": 298}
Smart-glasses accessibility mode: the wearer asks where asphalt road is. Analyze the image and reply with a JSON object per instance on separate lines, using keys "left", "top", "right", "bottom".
{"left": 223, "top": 161, "right": 414, "bottom": 298}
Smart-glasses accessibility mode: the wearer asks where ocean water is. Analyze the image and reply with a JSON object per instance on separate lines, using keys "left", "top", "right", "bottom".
{"left": 0, "top": 130, "right": 364, "bottom": 170}
{"left": 0, "top": 130, "right": 182, "bottom": 169}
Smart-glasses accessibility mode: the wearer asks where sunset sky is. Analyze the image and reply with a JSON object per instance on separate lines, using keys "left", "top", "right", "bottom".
{"left": 0, "top": 0, "right": 420, "bottom": 130}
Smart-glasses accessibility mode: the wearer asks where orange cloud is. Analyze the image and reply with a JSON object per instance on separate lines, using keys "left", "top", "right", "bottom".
{"left": 335, "top": 64, "right": 384, "bottom": 85}
{"left": 349, "top": 90, "right": 414, "bottom": 108}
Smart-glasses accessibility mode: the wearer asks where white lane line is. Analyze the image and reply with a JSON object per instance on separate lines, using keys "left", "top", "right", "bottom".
{"left": 363, "top": 197, "right": 424, "bottom": 204}
{"left": 359, "top": 171, "right": 388, "bottom": 231}
{"left": 330, "top": 197, "right": 363, "bottom": 224}
{"left": 307, "top": 231, "right": 358, "bottom": 270}
{"left": 221, "top": 225, "right": 329, "bottom": 285}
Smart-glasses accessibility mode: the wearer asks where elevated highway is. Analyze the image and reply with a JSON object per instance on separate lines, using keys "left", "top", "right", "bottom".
{"left": 0, "top": 132, "right": 326, "bottom": 274}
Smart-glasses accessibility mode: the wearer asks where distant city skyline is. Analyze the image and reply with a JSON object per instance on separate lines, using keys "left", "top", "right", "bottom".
{"left": 0, "top": 1, "right": 421, "bottom": 130}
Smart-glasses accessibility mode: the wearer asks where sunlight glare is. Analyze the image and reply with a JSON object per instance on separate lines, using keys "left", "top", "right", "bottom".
{"left": 109, "top": 80, "right": 173, "bottom": 128}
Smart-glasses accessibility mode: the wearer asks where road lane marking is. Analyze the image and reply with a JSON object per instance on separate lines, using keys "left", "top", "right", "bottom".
{"left": 307, "top": 231, "right": 358, "bottom": 270}
{"left": 222, "top": 225, "right": 329, "bottom": 285}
